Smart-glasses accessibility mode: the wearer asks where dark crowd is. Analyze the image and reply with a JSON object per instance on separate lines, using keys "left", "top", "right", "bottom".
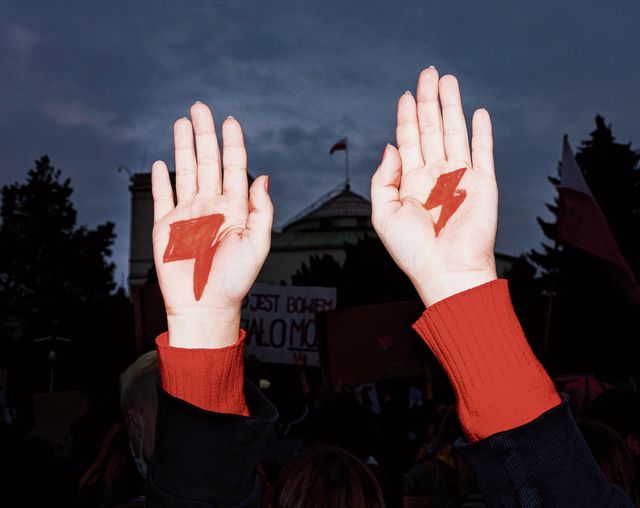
{"left": 1, "top": 350, "right": 640, "bottom": 507}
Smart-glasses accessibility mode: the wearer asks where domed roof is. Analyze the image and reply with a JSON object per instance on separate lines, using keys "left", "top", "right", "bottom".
{"left": 282, "top": 184, "right": 372, "bottom": 232}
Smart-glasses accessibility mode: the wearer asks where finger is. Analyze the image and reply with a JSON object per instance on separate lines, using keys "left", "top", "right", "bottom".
{"left": 371, "top": 144, "right": 402, "bottom": 226}
{"left": 396, "top": 91, "right": 424, "bottom": 173}
{"left": 245, "top": 175, "right": 273, "bottom": 258}
{"left": 417, "top": 67, "right": 446, "bottom": 163}
{"left": 471, "top": 108, "right": 495, "bottom": 178}
{"left": 222, "top": 116, "right": 249, "bottom": 200}
{"left": 151, "top": 160, "right": 175, "bottom": 221}
{"left": 174, "top": 117, "right": 197, "bottom": 202}
{"left": 439, "top": 75, "right": 471, "bottom": 166}
{"left": 190, "top": 102, "right": 221, "bottom": 195}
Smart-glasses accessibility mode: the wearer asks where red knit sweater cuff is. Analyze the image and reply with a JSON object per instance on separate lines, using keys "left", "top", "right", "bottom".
{"left": 156, "top": 330, "right": 249, "bottom": 417}
{"left": 412, "top": 279, "right": 560, "bottom": 442}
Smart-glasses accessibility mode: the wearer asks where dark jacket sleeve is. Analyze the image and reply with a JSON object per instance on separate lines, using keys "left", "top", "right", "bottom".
{"left": 146, "top": 381, "right": 278, "bottom": 507}
{"left": 457, "top": 395, "right": 633, "bottom": 507}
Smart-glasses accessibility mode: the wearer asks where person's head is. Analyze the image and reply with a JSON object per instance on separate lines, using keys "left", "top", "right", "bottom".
{"left": 119, "top": 350, "right": 159, "bottom": 474}
{"left": 274, "top": 444, "right": 384, "bottom": 508}
{"left": 307, "top": 394, "right": 376, "bottom": 460}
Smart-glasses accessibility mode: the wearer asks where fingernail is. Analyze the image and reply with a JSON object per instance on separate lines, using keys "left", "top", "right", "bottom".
{"left": 264, "top": 175, "right": 270, "bottom": 193}
{"left": 404, "top": 90, "right": 412, "bottom": 96}
{"left": 227, "top": 115, "right": 235, "bottom": 119}
{"left": 428, "top": 65, "right": 435, "bottom": 69}
{"left": 381, "top": 144, "right": 389, "bottom": 162}
{"left": 194, "top": 100, "right": 202, "bottom": 104}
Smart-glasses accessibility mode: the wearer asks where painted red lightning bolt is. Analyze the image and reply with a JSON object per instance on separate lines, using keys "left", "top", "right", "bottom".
{"left": 163, "top": 214, "right": 225, "bottom": 301}
{"left": 424, "top": 168, "right": 467, "bottom": 236}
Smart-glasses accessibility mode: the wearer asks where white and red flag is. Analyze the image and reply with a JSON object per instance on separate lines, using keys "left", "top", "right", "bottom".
{"left": 329, "top": 138, "right": 347, "bottom": 154}
{"left": 557, "top": 136, "right": 637, "bottom": 289}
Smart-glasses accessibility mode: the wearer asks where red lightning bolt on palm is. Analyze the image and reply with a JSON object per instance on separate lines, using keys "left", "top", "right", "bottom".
{"left": 424, "top": 168, "right": 467, "bottom": 236}
{"left": 163, "top": 214, "right": 225, "bottom": 301}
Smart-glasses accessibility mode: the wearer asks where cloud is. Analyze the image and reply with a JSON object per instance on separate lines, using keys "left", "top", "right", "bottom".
{"left": 4, "top": 23, "right": 40, "bottom": 66}
{"left": 1, "top": 0, "right": 639, "bottom": 284}
{"left": 42, "top": 100, "right": 117, "bottom": 129}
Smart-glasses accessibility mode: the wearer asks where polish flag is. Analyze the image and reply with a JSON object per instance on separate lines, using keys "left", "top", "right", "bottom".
{"left": 557, "top": 136, "right": 637, "bottom": 287}
{"left": 329, "top": 138, "right": 347, "bottom": 154}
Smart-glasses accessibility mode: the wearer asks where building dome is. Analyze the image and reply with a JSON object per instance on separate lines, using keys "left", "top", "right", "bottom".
{"left": 282, "top": 185, "right": 372, "bottom": 232}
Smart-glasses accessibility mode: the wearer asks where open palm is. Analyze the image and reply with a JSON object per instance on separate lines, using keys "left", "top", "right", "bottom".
{"left": 151, "top": 103, "right": 272, "bottom": 346}
{"left": 371, "top": 69, "right": 498, "bottom": 306}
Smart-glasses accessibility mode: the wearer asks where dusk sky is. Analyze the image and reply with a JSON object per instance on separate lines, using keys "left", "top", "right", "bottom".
{"left": 2, "top": 1, "right": 639, "bottom": 286}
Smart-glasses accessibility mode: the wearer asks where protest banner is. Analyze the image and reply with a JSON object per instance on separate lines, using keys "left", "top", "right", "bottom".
{"left": 319, "top": 300, "right": 428, "bottom": 386}
{"left": 241, "top": 283, "right": 337, "bottom": 366}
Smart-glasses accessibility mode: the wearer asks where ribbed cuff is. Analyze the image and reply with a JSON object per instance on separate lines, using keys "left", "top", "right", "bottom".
{"left": 156, "top": 330, "right": 249, "bottom": 417}
{"left": 412, "top": 279, "right": 560, "bottom": 441}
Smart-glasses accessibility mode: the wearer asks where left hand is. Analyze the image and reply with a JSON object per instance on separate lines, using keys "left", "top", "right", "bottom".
{"left": 151, "top": 102, "right": 273, "bottom": 348}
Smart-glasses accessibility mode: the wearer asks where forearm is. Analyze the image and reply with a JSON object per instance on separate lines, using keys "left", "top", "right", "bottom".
{"left": 413, "top": 279, "right": 633, "bottom": 507}
{"left": 457, "top": 395, "right": 633, "bottom": 507}
{"left": 149, "top": 329, "right": 277, "bottom": 506}
{"left": 158, "top": 305, "right": 249, "bottom": 415}
{"left": 147, "top": 383, "right": 277, "bottom": 507}
{"left": 156, "top": 330, "right": 249, "bottom": 416}
{"left": 412, "top": 279, "right": 560, "bottom": 441}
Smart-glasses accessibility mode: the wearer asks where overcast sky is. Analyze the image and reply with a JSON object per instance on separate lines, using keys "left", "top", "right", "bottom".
{"left": 2, "top": 1, "right": 639, "bottom": 286}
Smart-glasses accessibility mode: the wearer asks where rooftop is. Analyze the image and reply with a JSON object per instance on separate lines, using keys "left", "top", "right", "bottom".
{"left": 282, "top": 184, "right": 372, "bottom": 233}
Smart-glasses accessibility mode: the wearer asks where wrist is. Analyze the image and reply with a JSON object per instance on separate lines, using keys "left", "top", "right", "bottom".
{"left": 166, "top": 306, "right": 241, "bottom": 348}
{"left": 414, "top": 269, "right": 497, "bottom": 307}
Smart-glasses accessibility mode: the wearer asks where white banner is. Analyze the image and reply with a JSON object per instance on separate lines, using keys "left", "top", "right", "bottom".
{"left": 241, "top": 283, "right": 337, "bottom": 366}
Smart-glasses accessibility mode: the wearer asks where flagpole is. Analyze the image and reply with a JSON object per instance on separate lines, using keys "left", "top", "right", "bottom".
{"left": 344, "top": 137, "right": 350, "bottom": 189}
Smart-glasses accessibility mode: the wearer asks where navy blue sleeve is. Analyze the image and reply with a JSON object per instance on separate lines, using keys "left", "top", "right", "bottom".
{"left": 457, "top": 395, "right": 633, "bottom": 507}
{"left": 146, "top": 381, "right": 278, "bottom": 507}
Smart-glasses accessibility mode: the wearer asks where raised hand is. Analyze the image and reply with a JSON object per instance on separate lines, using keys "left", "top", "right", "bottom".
{"left": 371, "top": 68, "right": 498, "bottom": 306}
{"left": 152, "top": 103, "right": 272, "bottom": 348}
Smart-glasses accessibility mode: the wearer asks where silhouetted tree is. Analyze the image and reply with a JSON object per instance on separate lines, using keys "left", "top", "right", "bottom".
{"left": 339, "top": 236, "right": 419, "bottom": 307}
{"left": 291, "top": 254, "right": 344, "bottom": 289}
{"left": 0, "top": 156, "right": 134, "bottom": 412}
{"left": 530, "top": 116, "right": 640, "bottom": 378}
{"left": 292, "top": 236, "right": 418, "bottom": 308}
{"left": 0, "top": 156, "right": 116, "bottom": 328}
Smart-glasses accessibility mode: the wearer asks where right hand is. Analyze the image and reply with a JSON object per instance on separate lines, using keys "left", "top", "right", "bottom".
{"left": 371, "top": 68, "right": 499, "bottom": 306}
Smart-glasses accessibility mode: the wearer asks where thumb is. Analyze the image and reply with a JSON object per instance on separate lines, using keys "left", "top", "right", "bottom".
{"left": 371, "top": 143, "right": 402, "bottom": 227}
{"left": 245, "top": 175, "right": 273, "bottom": 257}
